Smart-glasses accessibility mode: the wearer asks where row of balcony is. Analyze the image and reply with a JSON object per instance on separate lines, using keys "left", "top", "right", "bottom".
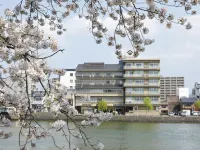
{"left": 76, "top": 74, "right": 123, "bottom": 78}
{"left": 125, "top": 92, "right": 160, "bottom": 96}
{"left": 76, "top": 74, "right": 160, "bottom": 78}
{"left": 124, "top": 66, "right": 160, "bottom": 70}
{"left": 124, "top": 74, "right": 160, "bottom": 78}
{"left": 76, "top": 82, "right": 123, "bottom": 86}
{"left": 124, "top": 82, "right": 159, "bottom": 87}
{"left": 125, "top": 100, "right": 160, "bottom": 104}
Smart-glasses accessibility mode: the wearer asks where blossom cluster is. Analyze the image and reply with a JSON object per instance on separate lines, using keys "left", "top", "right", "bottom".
{"left": 1, "top": 0, "right": 196, "bottom": 60}
{"left": 81, "top": 112, "right": 113, "bottom": 126}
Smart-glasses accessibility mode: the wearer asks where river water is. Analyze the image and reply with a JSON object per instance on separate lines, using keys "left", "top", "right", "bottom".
{"left": 0, "top": 121, "right": 200, "bottom": 150}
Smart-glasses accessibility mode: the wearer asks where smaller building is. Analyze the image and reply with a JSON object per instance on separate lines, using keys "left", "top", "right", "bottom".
{"left": 180, "top": 97, "right": 198, "bottom": 112}
{"left": 167, "top": 96, "right": 180, "bottom": 113}
{"left": 31, "top": 91, "right": 45, "bottom": 111}
{"left": 59, "top": 69, "right": 76, "bottom": 89}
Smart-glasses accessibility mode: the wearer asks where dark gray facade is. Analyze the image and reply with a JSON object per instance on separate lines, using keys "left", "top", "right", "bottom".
{"left": 75, "top": 62, "right": 124, "bottom": 114}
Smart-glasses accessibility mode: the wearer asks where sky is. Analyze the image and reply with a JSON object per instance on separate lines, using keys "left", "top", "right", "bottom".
{"left": 1, "top": 0, "right": 200, "bottom": 93}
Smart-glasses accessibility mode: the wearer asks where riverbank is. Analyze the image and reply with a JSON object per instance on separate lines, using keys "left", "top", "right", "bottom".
{"left": 10, "top": 112, "right": 200, "bottom": 123}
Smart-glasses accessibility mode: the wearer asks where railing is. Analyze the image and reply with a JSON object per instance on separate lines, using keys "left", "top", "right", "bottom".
{"left": 149, "top": 92, "right": 160, "bottom": 94}
{"left": 124, "top": 82, "right": 159, "bottom": 86}
{"left": 76, "top": 74, "right": 123, "bottom": 77}
{"left": 124, "top": 83, "right": 144, "bottom": 86}
{"left": 76, "top": 100, "right": 123, "bottom": 103}
{"left": 148, "top": 74, "right": 160, "bottom": 77}
{"left": 124, "top": 66, "right": 143, "bottom": 69}
{"left": 124, "top": 74, "right": 143, "bottom": 77}
{"left": 76, "top": 91, "right": 123, "bottom": 94}
{"left": 125, "top": 92, "right": 160, "bottom": 95}
{"left": 124, "top": 66, "right": 160, "bottom": 69}
{"left": 76, "top": 83, "right": 123, "bottom": 86}
{"left": 125, "top": 92, "right": 144, "bottom": 94}
{"left": 125, "top": 101, "right": 160, "bottom": 104}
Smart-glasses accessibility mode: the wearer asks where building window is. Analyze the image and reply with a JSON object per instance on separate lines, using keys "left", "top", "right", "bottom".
{"left": 149, "top": 63, "right": 158, "bottom": 68}
{"left": 106, "top": 72, "right": 111, "bottom": 76}
{"left": 106, "top": 81, "right": 110, "bottom": 84}
{"left": 149, "top": 79, "right": 158, "bottom": 84}
{"left": 135, "top": 97, "right": 143, "bottom": 101}
{"left": 70, "top": 80, "right": 73, "bottom": 83}
{"left": 70, "top": 73, "right": 73, "bottom": 76}
{"left": 149, "top": 88, "right": 159, "bottom": 93}
{"left": 134, "top": 71, "right": 144, "bottom": 75}
{"left": 135, "top": 80, "right": 144, "bottom": 84}
{"left": 135, "top": 63, "right": 143, "bottom": 68}
{"left": 70, "top": 86, "right": 73, "bottom": 89}
{"left": 150, "top": 97, "right": 159, "bottom": 102}
{"left": 133, "top": 88, "right": 144, "bottom": 93}
{"left": 125, "top": 63, "right": 132, "bottom": 67}
{"left": 149, "top": 71, "right": 158, "bottom": 76}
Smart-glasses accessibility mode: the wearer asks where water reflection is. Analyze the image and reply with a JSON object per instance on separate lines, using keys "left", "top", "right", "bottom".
{"left": 1, "top": 122, "right": 200, "bottom": 150}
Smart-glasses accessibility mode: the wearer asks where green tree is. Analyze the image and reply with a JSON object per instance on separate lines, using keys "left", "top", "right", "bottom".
{"left": 98, "top": 100, "right": 108, "bottom": 112}
{"left": 143, "top": 97, "right": 153, "bottom": 113}
{"left": 194, "top": 100, "right": 200, "bottom": 110}
{"left": 45, "top": 100, "right": 52, "bottom": 112}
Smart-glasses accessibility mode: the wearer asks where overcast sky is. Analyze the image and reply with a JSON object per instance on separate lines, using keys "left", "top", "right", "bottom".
{"left": 1, "top": 0, "right": 200, "bottom": 93}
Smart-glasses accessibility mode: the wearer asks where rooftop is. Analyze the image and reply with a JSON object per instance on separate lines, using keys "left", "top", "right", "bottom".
{"left": 180, "top": 97, "right": 197, "bottom": 103}
{"left": 65, "top": 69, "right": 76, "bottom": 71}
{"left": 76, "top": 63, "right": 123, "bottom": 72}
{"left": 122, "top": 57, "right": 160, "bottom": 61}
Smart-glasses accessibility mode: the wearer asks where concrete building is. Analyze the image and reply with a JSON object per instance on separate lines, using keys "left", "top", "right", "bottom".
{"left": 52, "top": 78, "right": 60, "bottom": 84}
{"left": 59, "top": 69, "right": 76, "bottom": 89}
{"left": 180, "top": 97, "right": 198, "bottom": 111}
{"left": 31, "top": 91, "right": 45, "bottom": 111}
{"left": 167, "top": 96, "right": 180, "bottom": 113}
{"left": 160, "top": 77, "right": 184, "bottom": 102}
{"left": 123, "top": 57, "right": 160, "bottom": 111}
{"left": 75, "top": 62, "right": 124, "bottom": 114}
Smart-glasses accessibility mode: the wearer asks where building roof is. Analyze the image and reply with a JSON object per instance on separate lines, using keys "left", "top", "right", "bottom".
{"left": 65, "top": 69, "right": 76, "bottom": 71}
{"left": 122, "top": 57, "right": 160, "bottom": 61}
{"left": 76, "top": 63, "right": 123, "bottom": 72}
{"left": 180, "top": 97, "right": 197, "bottom": 103}
{"left": 160, "top": 77, "right": 184, "bottom": 79}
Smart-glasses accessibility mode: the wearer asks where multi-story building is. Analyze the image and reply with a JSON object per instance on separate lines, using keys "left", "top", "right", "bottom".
{"left": 59, "top": 69, "right": 76, "bottom": 89}
{"left": 160, "top": 77, "right": 184, "bottom": 101}
{"left": 75, "top": 62, "right": 124, "bottom": 114}
{"left": 52, "top": 78, "right": 60, "bottom": 84}
{"left": 31, "top": 90, "right": 45, "bottom": 111}
{"left": 123, "top": 58, "right": 160, "bottom": 110}
{"left": 167, "top": 95, "right": 180, "bottom": 113}
{"left": 192, "top": 82, "right": 200, "bottom": 98}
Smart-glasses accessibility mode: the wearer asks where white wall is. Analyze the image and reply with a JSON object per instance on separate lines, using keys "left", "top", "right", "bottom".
{"left": 60, "top": 70, "right": 76, "bottom": 89}
{"left": 177, "top": 88, "right": 189, "bottom": 99}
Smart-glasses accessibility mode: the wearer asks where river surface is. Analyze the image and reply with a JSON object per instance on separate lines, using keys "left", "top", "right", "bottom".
{"left": 0, "top": 121, "right": 200, "bottom": 150}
